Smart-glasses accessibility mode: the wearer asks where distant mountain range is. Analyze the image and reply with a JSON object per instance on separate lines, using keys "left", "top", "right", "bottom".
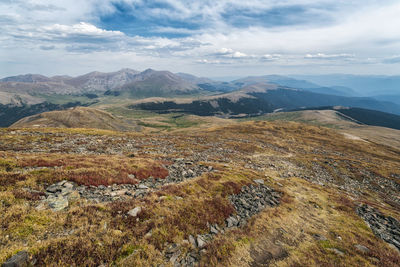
{"left": 291, "top": 74, "right": 400, "bottom": 97}
{"left": 134, "top": 83, "right": 400, "bottom": 117}
{"left": 1, "top": 69, "right": 400, "bottom": 127}
{"left": 0, "top": 68, "right": 201, "bottom": 99}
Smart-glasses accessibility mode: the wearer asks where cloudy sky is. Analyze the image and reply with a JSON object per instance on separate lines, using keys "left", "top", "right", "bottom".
{"left": 1, "top": 0, "right": 400, "bottom": 77}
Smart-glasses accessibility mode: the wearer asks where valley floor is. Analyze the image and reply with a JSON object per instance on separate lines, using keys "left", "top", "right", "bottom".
{"left": 0, "top": 121, "right": 400, "bottom": 266}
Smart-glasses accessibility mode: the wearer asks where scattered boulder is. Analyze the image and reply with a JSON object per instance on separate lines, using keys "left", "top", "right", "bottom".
{"left": 45, "top": 184, "right": 60, "bottom": 194}
{"left": 2, "top": 250, "right": 29, "bottom": 267}
{"left": 165, "top": 244, "right": 182, "bottom": 264}
{"left": 354, "top": 244, "right": 370, "bottom": 253}
{"left": 328, "top": 248, "right": 345, "bottom": 256}
{"left": 188, "top": 235, "right": 197, "bottom": 248}
{"left": 137, "top": 184, "right": 149, "bottom": 190}
{"left": 196, "top": 235, "right": 207, "bottom": 249}
{"left": 254, "top": 179, "right": 264, "bottom": 185}
{"left": 210, "top": 225, "right": 219, "bottom": 235}
{"left": 47, "top": 196, "right": 69, "bottom": 211}
{"left": 226, "top": 216, "right": 239, "bottom": 228}
{"left": 127, "top": 206, "right": 142, "bottom": 217}
{"left": 312, "top": 233, "right": 327, "bottom": 241}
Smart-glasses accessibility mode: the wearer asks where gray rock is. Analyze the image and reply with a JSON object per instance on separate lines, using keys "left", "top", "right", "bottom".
{"left": 328, "top": 248, "right": 345, "bottom": 256}
{"left": 226, "top": 216, "right": 238, "bottom": 228}
{"left": 210, "top": 225, "right": 219, "bottom": 235}
{"left": 137, "top": 184, "right": 149, "bottom": 190}
{"left": 312, "top": 233, "right": 327, "bottom": 241}
{"left": 166, "top": 243, "right": 180, "bottom": 254}
{"left": 354, "top": 244, "right": 370, "bottom": 253}
{"left": 197, "top": 235, "right": 207, "bottom": 249}
{"left": 48, "top": 197, "right": 68, "bottom": 211}
{"left": 63, "top": 182, "right": 74, "bottom": 189}
{"left": 134, "top": 191, "right": 146, "bottom": 198}
{"left": 170, "top": 250, "right": 181, "bottom": 264}
{"left": 254, "top": 179, "right": 264, "bottom": 185}
{"left": 127, "top": 206, "right": 142, "bottom": 217}
{"left": 357, "top": 204, "right": 400, "bottom": 251}
{"left": 57, "top": 180, "right": 68, "bottom": 186}
{"left": 46, "top": 184, "right": 60, "bottom": 193}
{"left": 2, "top": 250, "right": 29, "bottom": 267}
{"left": 188, "top": 235, "right": 197, "bottom": 248}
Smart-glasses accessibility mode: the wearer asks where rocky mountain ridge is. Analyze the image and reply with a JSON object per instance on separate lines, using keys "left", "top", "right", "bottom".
{"left": 0, "top": 68, "right": 201, "bottom": 96}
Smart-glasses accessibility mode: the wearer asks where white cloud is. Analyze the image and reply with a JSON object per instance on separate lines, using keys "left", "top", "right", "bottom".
{"left": 261, "top": 54, "right": 281, "bottom": 61}
{"left": 1, "top": 0, "right": 400, "bottom": 76}
{"left": 383, "top": 55, "right": 400, "bottom": 64}
{"left": 196, "top": 59, "right": 223, "bottom": 64}
{"left": 41, "top": 22, "right": 124, "bottom": 37}
{"left": 305, "top": 53, "right": 355, "bottom": 60}
{"left": 214, "top": 48, "right": 249, "bottom": 58}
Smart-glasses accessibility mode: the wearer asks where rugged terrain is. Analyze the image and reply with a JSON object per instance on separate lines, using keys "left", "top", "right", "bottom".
{"left": 2, "top": 69, "right": 400, "bottom": 128}
{"left": 1, "top": 119, "right": 399, "bottom": 266}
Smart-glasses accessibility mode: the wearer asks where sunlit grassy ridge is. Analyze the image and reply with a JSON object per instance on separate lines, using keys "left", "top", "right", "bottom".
{"left": 0, "top": 121, "right": 399, "bottom": 266}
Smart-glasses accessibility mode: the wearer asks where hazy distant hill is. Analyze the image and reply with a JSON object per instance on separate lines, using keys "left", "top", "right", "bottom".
{"left": 232, "top": 75, "right": 356, "bottom": 96}
{"left": 134, "top": 83, "right": 400, "bottom": 117}
{"left": 0, "top": 74, "right": 52, "bottom": 83}
{"left": 371, "top": 94, "right": 400, "bottom": 106}
{"left": 292, "top": 74, "right": 400, "bottom": 96}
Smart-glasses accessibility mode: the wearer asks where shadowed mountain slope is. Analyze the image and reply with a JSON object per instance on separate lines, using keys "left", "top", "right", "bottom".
{"left": 133, "top": 83, "right": 400, "bottom": 117}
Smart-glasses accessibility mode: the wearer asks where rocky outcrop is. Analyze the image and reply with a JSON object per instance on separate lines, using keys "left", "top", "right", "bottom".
{"left": 226, "top": 180, "right": 282, "bottom": 227}
{"left": 1, "top": 251, "right": 29, "bottom": 267}
{"left": 357, "top": 204, "right": 400, "bottom": 251}
{"left": 164, "top": 180, "right": 282, "bottom": 266}
{"left": 36, "top": 159, "right": 214, "bottom": 210}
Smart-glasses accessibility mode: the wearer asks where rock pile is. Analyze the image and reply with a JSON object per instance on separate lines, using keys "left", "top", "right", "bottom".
{"left": 36, "top": 180, "right": 80, "bottom": 211}
{"left": 164, "top": 243, "right": 201, "bottom": 267}
{"left": 37, "top": 159, "right": 214, "bottom": 209}
{"left": 163, "top": 180, "right": 282, "bottom": 266}
{"left": 357, "top": 204, "right": 400, "bottom": 251}
{"left": 164, "top": 158, "right": 213, "bottom": 184}
{"left": 227, "top": 180, "right": 282, "bottom": 227}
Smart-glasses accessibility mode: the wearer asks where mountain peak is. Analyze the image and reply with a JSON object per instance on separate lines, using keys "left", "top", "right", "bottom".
{"left": 0, "top": 74, "right": 51, "bottom": 83}
{"left": 142, "top": 68, "right": 156, "bottom": 74}
{"left": 117, "top": 68, "right": 139, "bottom": 74}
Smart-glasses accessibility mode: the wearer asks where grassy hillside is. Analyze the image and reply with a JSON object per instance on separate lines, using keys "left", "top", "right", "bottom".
{"left": 290, "top": 107, "right": 400, "bottom": 130}
{"left": 0, "top": 102, "right": 86, "bottom": 127}
{"left": 11, "top": 107, "right": 141, "bottom": 131}
{"left": 1, "top": 121, "right": 399, "bottom": 266}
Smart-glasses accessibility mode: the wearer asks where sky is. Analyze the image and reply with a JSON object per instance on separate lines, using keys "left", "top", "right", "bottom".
{"left": 1, "top": 0, "right": 400, "bottom": 78}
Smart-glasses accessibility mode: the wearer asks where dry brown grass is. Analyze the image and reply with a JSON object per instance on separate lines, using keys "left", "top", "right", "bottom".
{"left": 1, "top": 121, "right": 400, "bottom": 266}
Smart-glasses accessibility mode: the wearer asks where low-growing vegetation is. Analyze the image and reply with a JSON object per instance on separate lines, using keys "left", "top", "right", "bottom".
{"left": 0, "top": 121, "right": 399, "bottom": 266}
